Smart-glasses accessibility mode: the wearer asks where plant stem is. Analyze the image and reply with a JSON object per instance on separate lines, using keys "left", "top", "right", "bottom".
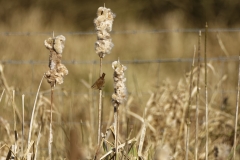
{"left": 185, "top": 45, "right": 196, "bottom": 160}
{"left": 98, "top": 57, "right": 103, "bottom": 145}
{"left": 12, "top": 90, "right": 17, "bottom": 156}
{"left": 28, "top": 75, "right": 44, "bottom": 147}
{"left": 51, "top": 87, "right": 53, "bottom": 127}
{"left": 34, "top": 126, "right": 42, "bottom": 160}
{"left": 100, "top": 57, "right": 102, "bottom": 77}
{"left": 49, "top": 87, "right": 54, "bottom": 160}
{"left": 195, "top": 31, "right": 201, "bottom": 160}
{"left": 89, "top": 73, "right": 94, "bottom": 148}
{"left": 138, "top": 109, "right": 147, "bottom": 158}
{"left": 233, "top": 54, "right": 240, "bottom": 160}
{"left": 0, "top": 89, "right": 5, "bottom": 102}
{"left": 98, "top": 90, "right": 102, "bottom": 145}
{"left": 204, "top": 22, "right": 209, "bottom": 160}
{"left": 114, "top": 106, "right": 119, "bottom": 159}
{"left": 22, "top": 94, "right": 25, "bottom": 156}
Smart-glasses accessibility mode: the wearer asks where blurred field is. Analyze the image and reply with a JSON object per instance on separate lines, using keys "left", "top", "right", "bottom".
{"left": 0, "top": 1, "right": 240, "bottom": 159}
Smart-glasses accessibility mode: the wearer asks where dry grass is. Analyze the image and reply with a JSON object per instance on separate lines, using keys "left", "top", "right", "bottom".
{"left": 0, "top": 7, "right": 240, "bottom": 160}
{"left": 1, "top": 56, "right": 239, "bottom": 159}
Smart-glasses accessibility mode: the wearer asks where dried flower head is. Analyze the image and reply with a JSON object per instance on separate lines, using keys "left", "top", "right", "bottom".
{"left": 97, "top": 30, "right": 110, "bottom": 40}
{"left": 112, "top": 60, "right": 127, "bottom": 107}
{"left": 95, "top": 39, "right": 114, "bottom": 57}
{"left": 57, "top": 63, "right": 68, "bottom": 76}
{"left": 94, "top": 6, "right": 115, "bottom": 58}
{"left": 44, "top": 35, "right": 66, "bottom": 54}
{"left": 44, "top": 35, "right": 68, "bottom": 87}
{"left": 94, "top": 7, "right": 115, "bottom": 31}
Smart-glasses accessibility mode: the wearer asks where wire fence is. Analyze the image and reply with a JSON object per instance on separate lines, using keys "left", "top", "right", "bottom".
{"left": 0, "top": 28, "right": 240, "bottom": 155}
{"left": 1, "top": 27, "right": 239, "bottom": 65}
{"left": 0, "top": 28, "right": 239, "bottom": 100}
{"left": 0, "top": 28, "right": 240, "bottom": 36}
{"left": 1, "top": 55, "right": 238, "bottom": 99}
{"left": 0, "top": 28, "right": 239, "bottom": 155}
{"left": 0, "top": 56, "right": 239, "bottom": 65}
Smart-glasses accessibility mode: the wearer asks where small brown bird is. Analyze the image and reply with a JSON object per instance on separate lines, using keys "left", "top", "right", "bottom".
{"left": 91, "top": 73, "right": 105, "bottom": 90}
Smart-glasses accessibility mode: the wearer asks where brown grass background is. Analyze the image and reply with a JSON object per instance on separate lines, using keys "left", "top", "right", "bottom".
{"left": 0, "top": 0, "right": 240, "bottom": 159}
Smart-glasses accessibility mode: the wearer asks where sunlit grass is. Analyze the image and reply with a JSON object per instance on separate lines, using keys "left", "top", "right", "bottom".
{"left": 0, "top": 8, "right": 240, "bottom": 159}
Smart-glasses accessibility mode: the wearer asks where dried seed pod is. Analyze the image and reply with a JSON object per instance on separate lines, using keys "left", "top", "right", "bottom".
{"left": 94, "top": 6, "right": 115, "bottom": 58}
{"left": 97, "top": 30, "right": 110, "bottom": 40}
{"left": 95, "top": 39, "right": 114, "bottom": 57}
{"left": 112, "top": 60, "right": 127, "bottom": 107}
{"left": 44, "top": 35, "right": 68, "bottom": 87}
{"left": 57, "top": 63, "right": 68, "bottom": 76}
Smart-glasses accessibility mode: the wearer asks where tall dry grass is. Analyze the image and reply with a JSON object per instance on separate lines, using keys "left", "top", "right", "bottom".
{"left": 0, "top": 6, "right": 240, "bottom": 160}
{"left": 0, "top": 53, "right": 240, "bottom": 159}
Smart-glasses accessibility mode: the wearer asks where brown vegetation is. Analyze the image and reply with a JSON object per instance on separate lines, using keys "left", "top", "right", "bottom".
{"left": 0, "top": 2, "right": 240, "bottom": 160}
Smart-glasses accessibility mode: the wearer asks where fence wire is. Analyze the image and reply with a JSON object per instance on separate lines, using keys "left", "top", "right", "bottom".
{"left": 0, "top": 56, "right": 238, "bottom": 65}
{"left": 0, "top": 28, "right": 239, "bottom": 99}
{"left": 0, "top": 28, "right": 240, "bottom": 36}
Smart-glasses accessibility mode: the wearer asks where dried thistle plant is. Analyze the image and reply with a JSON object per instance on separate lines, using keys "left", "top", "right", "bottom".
{"left": 93, "top": 6, "right": 115, "bottom": 146}
{"left": 44, "top": 34, "right": 68, "bottom": 160}
{"left": 94, "top": 7, "right": 115, "bottom": 58}
{"left": 111, "top": 60, "right": 127, "bottom": 157}
{"left": 112, "top": 60, "right": 127, "bottom": 107}
{"left": 44, "top": 35, "right": 68, "bottom": 87}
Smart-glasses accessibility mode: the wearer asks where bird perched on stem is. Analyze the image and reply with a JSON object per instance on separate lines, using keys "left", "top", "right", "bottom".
{"left": 91, "top": 73, "right": 105, "bottom": 90}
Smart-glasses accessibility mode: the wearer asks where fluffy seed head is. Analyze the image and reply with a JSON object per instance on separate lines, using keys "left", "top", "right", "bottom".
{"left": 112, "top": 60, "right": 127, "bottom": 107}
{"left": 95, "top": 39, "right": 114, "bottom": 58}
{"left": 94, "top": 6, "right": 115, "bottom": 58}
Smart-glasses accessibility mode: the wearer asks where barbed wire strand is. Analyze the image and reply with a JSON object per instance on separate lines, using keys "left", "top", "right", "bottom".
{"left": 1, "top": 28, "right": 240, "bottom": 36}
{"left": 1, "top": 56, "right": 238, "bottom": 96}
{"left": 0, "top": 56, "right": 238, "bottom": 65}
